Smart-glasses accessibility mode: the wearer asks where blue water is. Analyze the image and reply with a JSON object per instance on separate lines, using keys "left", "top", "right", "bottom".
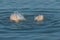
{"left": 0, "top": 0, "right": 60, "bottom": 40}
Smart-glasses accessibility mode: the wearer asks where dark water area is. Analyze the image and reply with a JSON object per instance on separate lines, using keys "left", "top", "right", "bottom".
{"left": 0, "top": 0, "right": 60, "bottom": 40}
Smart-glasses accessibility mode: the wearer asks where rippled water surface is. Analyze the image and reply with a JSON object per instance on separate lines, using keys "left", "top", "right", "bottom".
{"left": 0, "top": 0, "right": 60, "bottom": 40}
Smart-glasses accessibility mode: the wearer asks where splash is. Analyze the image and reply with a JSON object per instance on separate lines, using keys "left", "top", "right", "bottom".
{"left": 34, "top": 15, "right": 44, "bottom": 22}
{"left": 10, "top": 11, "right": 26, "bottom": 23}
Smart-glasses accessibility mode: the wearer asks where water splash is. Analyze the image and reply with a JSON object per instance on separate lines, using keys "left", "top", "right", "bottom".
{"left": 10, "top": 11, "right": 26, "bottom": 23}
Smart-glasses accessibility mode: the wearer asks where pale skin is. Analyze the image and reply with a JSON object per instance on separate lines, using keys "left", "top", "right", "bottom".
{"left": 10, "top": 14, "right": 22, "bottom": 23}
{"left": 10, "top": 13, "right": 44, "bottom": 23}
{"left": 34, "top": 15, "right": 44, "bottom": 22}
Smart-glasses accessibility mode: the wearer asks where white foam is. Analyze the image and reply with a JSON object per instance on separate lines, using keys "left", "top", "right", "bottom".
{"left": 34, "top": 15, "right": 44, "bottom": 22}
{"left": 10, "top": 11, "right": 26, "bottom": 23}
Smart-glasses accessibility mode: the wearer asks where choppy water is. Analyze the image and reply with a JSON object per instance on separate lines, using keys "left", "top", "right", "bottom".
{"left": 0, "top": 0, "right": 60, "bottom": 40}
